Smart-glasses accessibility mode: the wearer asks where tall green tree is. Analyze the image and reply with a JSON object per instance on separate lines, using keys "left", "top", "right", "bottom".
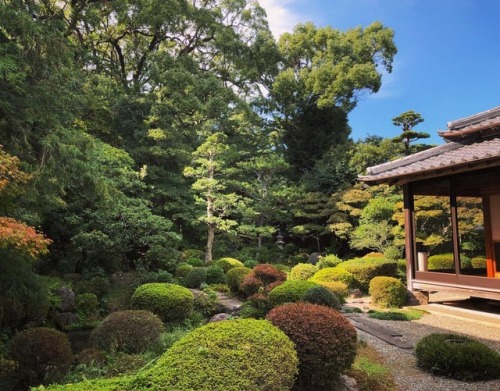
{"left": 391, "top": 110, "right": 430, "bottom": 155}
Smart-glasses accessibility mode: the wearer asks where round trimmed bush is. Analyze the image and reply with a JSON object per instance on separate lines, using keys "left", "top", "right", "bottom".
{"left": 427, "top": 253, "right": 454, "bottom": 270}
{"left": 314, "top": 281, "right": 349, "bottom": 303}
{"left": 206, "top": 265, "right": 226, "bottom": 285}
{"left": 471, "top": 256, "right": 487, "bottom": 269}
{"left": 175, "top": 263, "right": 193, "bottom": 278}
{"left": 253, "top": 263, "right": 287, "bottom": 285}
{"left": 130, "top": 283, "right": 194, "bottom": 323}
{"left": 243, "top": 259, "right": 258, "bottom": 268}
{"left": 267, "top": 303, "right": 357, "bottom": 389}
{"left": 415, "top": 333, "right": 500, "bottom": 380}
{"left": 309, "top": 267, "right": 356, "bottom": 288}
{"left": 186, "top": 257, "right": 204, "bottom": 267}
{"left": 384, "top": 246, "right": 402, "bottom": 261}
{"left": 337, "top": 258, "right": 398, "bottom": 291}
{"left": 90, "top": 310, "right": 164, "bottom": 353}
{"left": 289, "top": 263, "right": 318, "bottom": 281}
{"left": 369, "top": 276, "right": 407, "bottom": 308}
{"left": 268, "top": 280, "right": 318, "bottom": 308}
{"left": 183, "top": 267, "right": 207, "bottom": 288}
{"left": 302, "top": 285, "right": 341, "bottom": 310}
{"left": 226, "top": 266, "right": 252, "bottom": 293}
{"left": 317, "top": 254, "right": 343, "bottom": 269}
{"left": 8, "top": 327, "right": 72, "bottom": 386}
{"left": 131, "top": 319, "right": 298, "bottom": 390}
{"left": 240, "top": 273, "right": 264, "bottom": 297}
{"left": 214, "top": 257, "right": 244, "bottom": 272}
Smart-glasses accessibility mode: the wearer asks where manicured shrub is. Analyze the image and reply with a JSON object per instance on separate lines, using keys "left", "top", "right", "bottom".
{"left": 415, "top": 333, "right": 500, "bottom": 380}
{"left": 76, "top": 293, "right": 98, "bottom": 318}
{"left": 273, "top": 263, "right": 291, "bottom": 274}
{"left": 139, "top": 269, "right": 175, "bottom": 284}
{"left": 206, "top": 265, "right": 226, "bottom": 284}
{"left": 183, "top": 267, "right": 207, "bottom": 288}
{"left": 185, "top": 257, "right": 204, "bottom": 267}
{"left": 8, "top": 327, "right": 72, "bottom": 386}
{"left": 337, "top": 258, "right": 398, "bottom": 291}
{"left": 243, "top": 259, "right": 258, "bottom": 268}
{"left": 302, "top": 285, "right": 341, "bottom": 310}
{"left": 253, "top": 263, "right": 287, "bottom": 285}
{"left": 181, "top": 249, "right": 205, "bottom": 261}
{"left": 131, "top": 319, "right": 298, "bottom": 391}
{"left": 268, "top": 280, "right": 318, "bottom": 308}
{"left": 383, "top": 246, "right": 402, "bottom": 261}
{"left": 90, "top": 310, "right": 164, "bottom": 353}
{"left": 192, "top": 289, "right": 225, "bottom": 317}
{"left": 214, "top": 257, "right": 244, "bottom": 272}
{"left": 471, "top": 256, "right": 486, "bottom": 269}
{"left": 174, "top": 263, "right": 193, "bottom": 279}
{"left": 427, "top": 253, "right": 454, "bottom": 270}
{"left": 289, "top": 263, "right": 317, "bottom": 281}
{"left": 240, "top": 273, "right": 264, "bottom": 297}
{"left": 369, "top": 276, "right": 407, "bottom": 308}
{"left": 317, "top": 254, "right": 343, "bottom": 269}
{"left": 32, "top": 376, "right": 133, "bottom": 391}
{"left": 130, "top": 283, "right": 194, "bottom": 323}
{"left": 314, "top": 281, "right": 349, "bottom": 304}
{"left": 226, "top": 266, "right": 252, "bottom": 293}
{"left": 267, "top": 303, "right": 357, "bottom": 389}
{"left": 309, "top": 267, "right": 356, "bottom": 288}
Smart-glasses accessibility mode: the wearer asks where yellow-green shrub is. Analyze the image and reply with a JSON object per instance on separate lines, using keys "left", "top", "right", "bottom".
{"left": 369, "top": 277, "right": 407, "bottom": 308}
{"left": 289, "top": 263, "right": 317, "bottom": 281}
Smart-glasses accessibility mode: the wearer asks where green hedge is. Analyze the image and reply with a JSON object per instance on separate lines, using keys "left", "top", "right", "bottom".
{"left": 288, "top": 263, "right": 317, "bottom": 281}
{"left": 226, "top": 266, "right": 252, "bottom": 293}
{"left": 268, "top": 280, "right": 318, "bottom": 308}
{"left": 214, "top": 257, "right": 244, "bottom": 272}
{"left": 130, "top": 283, "right": 193, "bottom": 323}
{"left": 337, "top": 258, "right": 397, "bottom": 292}
{"left": 309, "top": 267, "right": 356, "bottom": 288}
{"left": 369, "top": 277, "right": 407, "bottom": 308}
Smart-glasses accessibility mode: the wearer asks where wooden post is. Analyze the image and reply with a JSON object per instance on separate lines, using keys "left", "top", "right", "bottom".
{"left": 403, "top": 184, "right": 415, "bottom": 290}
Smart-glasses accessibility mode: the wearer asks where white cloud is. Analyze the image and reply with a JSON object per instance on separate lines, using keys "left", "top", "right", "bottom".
{"left": 258, "top": 0, "right": 301, "bottom": 39}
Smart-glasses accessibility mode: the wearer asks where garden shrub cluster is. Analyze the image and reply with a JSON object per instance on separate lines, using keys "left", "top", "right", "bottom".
{"left": 7, "top": 327, "right": 73, "bottom": 387}
{"left": 226, "top": 266, "right": 252, "bottom": 293}
{"left": 131, "top": 319, "right": 298, "bottom": 391}
{"left": 289, "top": 263, "right": 317, "bottom": 281}
{"left": 415, "top": 333, "right": 500, "bottom": 381}
{"left": 369, "top": 276, "right": 407, "bottom": 308}
{"left": 337, "top": 257, "right": 398, "bottom": 291}
{"left": 174, "top": 263, "right": 193, "bottom": 279}
{"left": 214, "top": 257, "right": 244, "bottom": 272}
{"left": 317, "top": 254, "right": 343, "bottom": 269}
{"left": 268, "top": 280, "right": 318, "bottom": 308}
{"left": 183, "top": 267, "right": 207, "bottom": 288}
{"left": 427, "top": 253, "right": 471, "bottom": 270}
{"left": 471, "top": 256, "right": 486, "bottom": 269}
{"left": 90, "top": 310, "right": 164, "bottom": 353}
{"left": 206, "top": 265, "right": 226, "bottom": 285}
{"left": 267, "top": 302, "right": 357, "bottom": 390}
{"left": 309, "top": 267, "right": 355, "bottom": 288}
{"left": 302, "top": 285, "right": 341, "bottom": 310}
{"left": 314, "top": 281, "right": 349, "bottom": 303}
{"left": 240, "top": 264, "right": 286, "bottom": 297}
{"left": 130, "top": 283, "right": 193, "bottom": 323}
{"left": 76, "top": 293, "right": 99, "bottom": 319}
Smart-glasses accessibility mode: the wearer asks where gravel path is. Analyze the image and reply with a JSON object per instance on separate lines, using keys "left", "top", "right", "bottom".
{"left": 352, "top": 311, "right": 500, "bottom": 391}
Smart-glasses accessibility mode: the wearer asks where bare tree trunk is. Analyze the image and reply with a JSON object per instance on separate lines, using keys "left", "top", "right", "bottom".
{"left": 205, "top": 223, "right": 215, "bottom": 264}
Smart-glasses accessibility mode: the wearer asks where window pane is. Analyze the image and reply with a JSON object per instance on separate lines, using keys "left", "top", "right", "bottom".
{"left": 457, "top": 197, "right": 487, "bottom": 277}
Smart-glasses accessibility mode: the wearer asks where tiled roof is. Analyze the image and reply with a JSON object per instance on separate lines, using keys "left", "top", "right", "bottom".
{"left": 359, "top": 136, "right": 500, "bottom": 184}
{"left": 439, "top": 106, "right": 500, "bottom": 140}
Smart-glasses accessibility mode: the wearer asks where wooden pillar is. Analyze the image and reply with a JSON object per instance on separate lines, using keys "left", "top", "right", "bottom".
{"left": 403, "top": 183, "right": 415, "bottom": 289}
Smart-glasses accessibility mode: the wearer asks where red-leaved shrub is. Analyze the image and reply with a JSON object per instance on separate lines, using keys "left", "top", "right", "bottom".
{"left": 253, "top": 264, "right": 286, "bottom": 285}
{"left": 266, "top": 302, "right": 357, "bottom": 390}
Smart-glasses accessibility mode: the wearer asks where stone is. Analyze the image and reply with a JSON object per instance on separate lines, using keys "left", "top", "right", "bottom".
{"left": 406, "top": 290, "right": 429, "bottom": 305}
{"left": 209, "top": 313, "right": 231, "bottom": 322}
{"left": 308, "top": 252, "right": 320, "bottom": 265}
{"left": 55, "top": 286, "right": 76, "bottom": 312}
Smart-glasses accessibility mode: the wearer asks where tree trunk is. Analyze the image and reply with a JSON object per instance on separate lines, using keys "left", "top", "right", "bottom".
{"left": 205, "top": 223, "right": 215, "bottom": 264}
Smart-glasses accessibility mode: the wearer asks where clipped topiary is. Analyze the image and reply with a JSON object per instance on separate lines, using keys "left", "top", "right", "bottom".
{"left": 8, "top": 327, "right": 73, "bottom": 387}
{"left": 317, "top": 254, "right": 343, "bottom": 269}
{"left": 175, "top": 263, "right": 193, "bottom": 279}
{"left": 214, "top": 257, "right": 244, "bottom": 272}
{"left": 268, "top": 280, "right": 318, "bottom": 308}
{"left": 314, "top": 281, "right": 349, "bottom": 303}
{"left": 302, "top": 285, "right": 341, "bottom": 310}
{"left": 131, "top": 318, "right": 298, "bottom": 391}
{"left": 90, "top": 310, "right": 164, "bottom": 353}
{"left": 415, "top": 333, "right": 500, "bottom": 380}
{"left": 130, "top": 283, "right": 194, "bottom": 323}
{"left": 267, "top": 303, "right": 357, "bottom": 389}
{"left": 226, "top": 266, "right": 252, "bottom": 293}
{"left": 206, "top": 265, "right": 226, "bottom": 285}
{"left": 240, "top": 273, "right": 264, "bottom": 297}
{"left": 185, "top": 257, "right": 204, "bottom": 267}
{"left": 253, "top": 263, "right": 287, "bottom": 285}
{"left": 309, "top": 267, "right": 356, "bottom": 288}
{"left": 471, "top": 256, "right": 486, "bottom": 269}
{"left": 183, "top": 267, "right": 207, "bottom": 288}
{"left": 289, "top": 263, "right": 318, "bottom": 281}
{"left": 369, "top": 276, "right": 407, "bottom": 308}
{"left": 337, "top": 258, "right": 398, "bottom": 291}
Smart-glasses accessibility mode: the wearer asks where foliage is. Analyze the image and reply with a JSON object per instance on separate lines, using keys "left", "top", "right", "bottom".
{"left": 302, "top": 285, "right": 341, "bottom": 310}
{"left": 130, "top": 319, "right": 298, "bottom": 391}
{"left": 267, "top": 303, "right": 357, "bottom": 390}
{"left": 138, "top": 270, "right": 175, "bottom": 285}
{"left": 289, "top": 263, "right": 318, "bottom": 281}
{"left": 226, "top": 266, "right": 253, "bottom": 293}
{"left": 240, "top": 264, "right": 286, "bottom": 297}
{"left": 314, "top": 281, "right": 349, "bottom": 303}
{"left": 206, "top": 265, "right": 226, "bottom": 285}
{"left": 90, "top": 310, "right": 164, "bottom": 354}
{"left": 0, "top": 217, "right": 51, "bottom": 258}
{"left": 368, "top": 309, "right": 426, "bottom": 321}
{"left": 214, "top": 257, "right": 245, "bottom": 272}
{"left": 183, "top": 267, "right": 208, "bottom": 289}
{"left": 253, "top": 263, "right": 287, "bottom": 284}
{"left": 347, "top": 343, "right": 397, "bottom": 391}
{"left": 309, "top": 267, "right": 356, "bottom": 288}
{"left": 174, "top": 263, "right": 193, "bottom": 279}
{"left": 192, "top": 289, "right": 225, "bottom": 318}
{"left": 471, "top": 256, "right": 486, "bottom": 269}
{"left": 76, "top": 293, "right": 99, "bottom": 319}
{"left": 268, "top": 280, "right": 318, "bottom": 308}
{"left": 369, "top": 276, "right": 407, "bottom": 308}
{"left": 7, "top": 327, "right": 72, "bottom": 387}
{"left": 317, "top": 254, "right": 343, "bottom": 269}
{"left": 337, "top": 258, "right": 398, "bottom": 292}
{"left": 415, "top": 333, "right": 500, "bottom": 381}
{"left": 130, "top": 283, "right": 194, "bottom": 323}
{"left": 391, "top": 110, "right": 430, "bottom": 155}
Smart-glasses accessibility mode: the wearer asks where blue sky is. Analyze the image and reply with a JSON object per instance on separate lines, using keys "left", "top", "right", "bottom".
{"left": 259, "top": 0, "right": 500, "bottom": 145}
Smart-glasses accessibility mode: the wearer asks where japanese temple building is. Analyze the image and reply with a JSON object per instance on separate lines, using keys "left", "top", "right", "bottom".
{"left": 360, "top": 107, "right": 500, "bottom": 301}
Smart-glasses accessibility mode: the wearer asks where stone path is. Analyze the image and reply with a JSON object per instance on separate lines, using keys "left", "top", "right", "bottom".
{"left": 215, "top": 292, "right": 243, "bottom": 313}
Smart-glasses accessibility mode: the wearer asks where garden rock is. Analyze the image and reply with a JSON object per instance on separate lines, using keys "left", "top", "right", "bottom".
{"left": 308, "top": 252, "right": 320, "bottom": 265}
{"left": 209, "top": 313, "right": 231, "bottom": 322}
{"left": 55, "top": 312, "right": 79, "bottom": 329}
{"left": 55, "top": 286, "right": 76, "bottom": 312}
{"left": 349, "top": 289, "right": 363, "bottom": 298}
